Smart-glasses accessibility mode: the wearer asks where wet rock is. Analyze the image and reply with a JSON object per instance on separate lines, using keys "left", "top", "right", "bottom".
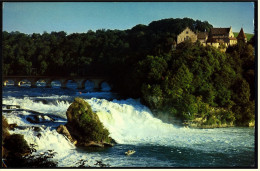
{"left": 2, "top": 146, "right": 8, "bottom": 159}
{"left": 2, "top": 116, "right": 10, "bottom": 140}
{"left": 2, "top": 116, "right": 32, "bottom": 167}
{"left": 36, "top": 133, "right": 42, "bottom": 139}
{"left": 56, "top": 125, "right": 77, "bottom": 145}
{"left": 26, "top": 115, "right": 40, "bottom": 123}
{"left": 82, "top": 141, "right": 104, "bottom": 148}
{"left": 35, "top": 99, "right": 49, "bottom": 104}
{"left": 26, "top": 115, "right": 55, "bottom": 124}
{"left": 15, "top": 126, "right": 33, "bottom": 130}
{"left": 4, "top": 134, "right": 31, "bottom": 156}
{"left": 5, "top": 110, "right": 13, "bottom": 114}
{"left": 6, "top": 105, "right": 20, "bottom": 109}
{"left": 104, "top": 142, "right": 114, "bottom": 147}
{"left": 32, "top": 126, "right": 42, "bottom": 132}
{"left": 9, "top": 123, "right": 18, "bottom": 130}
{"left": 2, "top": 116, "right": 10, "bottom": 159}
{"left": 42, "top": 115, "right": 55, "bottom": 122}
{"left": 110, "top": 138, "right": 117, "bottom": 145}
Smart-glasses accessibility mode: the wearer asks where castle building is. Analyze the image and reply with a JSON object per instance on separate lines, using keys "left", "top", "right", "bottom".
{"left": 177, "top": 26, "right": 240, "bottom": 48}
{"left": 197, "top": 32, "right": 208, "bottom": 44}
{"left": 177, "top": 27, "right": 197, "bottom": 44}
{"left": 236, "top": 28, "right": 247, "bottom": 43}
{"left": 206, "top": 27, "right": 237, "bottom": 48}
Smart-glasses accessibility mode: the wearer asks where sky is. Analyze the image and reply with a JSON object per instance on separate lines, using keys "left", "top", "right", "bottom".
{"left": 3, "top": 2, "right": 255, "bottom": 34}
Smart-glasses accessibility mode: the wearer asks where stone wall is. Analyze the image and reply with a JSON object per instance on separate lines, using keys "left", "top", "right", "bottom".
{"left": 177, "top": 27, "right": 197, "bottom": 44}
{"left": 229, "top": 39, "right": 237, "bottom": 46}
{"left": 228, "top": 27, "right": 235, "bottom": 38}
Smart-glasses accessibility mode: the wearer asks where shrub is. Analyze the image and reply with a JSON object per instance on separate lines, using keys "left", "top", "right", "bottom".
{"left": 66, "top": 98, "right": 111, "bottom": 143}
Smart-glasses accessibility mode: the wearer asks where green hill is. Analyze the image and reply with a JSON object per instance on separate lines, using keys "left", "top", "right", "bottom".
{"left": 233, "top": 32, "right": 254, "bottom": 41}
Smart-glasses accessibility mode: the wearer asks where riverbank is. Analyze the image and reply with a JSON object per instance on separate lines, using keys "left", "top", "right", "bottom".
{"left": 153, "top": 108, "right": 254, "bottom": 129}
{"left": 182, "top": 117, "right": 255, "bottom": 129}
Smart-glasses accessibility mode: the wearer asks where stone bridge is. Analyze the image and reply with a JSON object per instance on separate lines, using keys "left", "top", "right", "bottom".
{"left": 3, "top": 76, "right": 109, "bottom": 89}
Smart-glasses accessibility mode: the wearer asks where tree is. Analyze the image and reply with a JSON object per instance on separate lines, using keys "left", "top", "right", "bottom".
{"left": 2, "top": 18, "right": 254, "bottom": 126}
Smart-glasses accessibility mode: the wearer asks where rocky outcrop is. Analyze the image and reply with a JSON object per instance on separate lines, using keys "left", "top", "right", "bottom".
{"left": 2, "top": 116, "right": 31, "bottom": 159}
{"left": 2, "top": 116, "right": 10, "bottom": 162}
{"left": 26, "top": 115, "right": 55, "bottom": 124}
{"left": 57, "top": 97, "right": 113, "bottom": 147}
{"left": 9, "top": 123, "right": 18, "bottom": 130}
{"left": 56, "top": 125, "right": 77, "bottom": 145}
{"left": 4, "top": 134, "right": 31, "bottom": 157}
{"left": 2, "top": 116, "right": 10, "bottom": 140}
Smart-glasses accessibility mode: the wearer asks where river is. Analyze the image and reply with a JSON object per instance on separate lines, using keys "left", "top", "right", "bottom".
{"left": 2, "top": 81, "right": 256, "bottom": 167}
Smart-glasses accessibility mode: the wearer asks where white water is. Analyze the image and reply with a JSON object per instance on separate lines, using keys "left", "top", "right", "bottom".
{"left": 3, "top": 96, "right": 254, "bottom": 149}
{"left": 2, "top": 88, "right": 255, "bottom": 167}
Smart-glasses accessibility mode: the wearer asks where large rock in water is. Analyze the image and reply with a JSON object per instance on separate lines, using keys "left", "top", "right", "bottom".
{"left": 63, "top": 97, "right": 112, "bottom": 147}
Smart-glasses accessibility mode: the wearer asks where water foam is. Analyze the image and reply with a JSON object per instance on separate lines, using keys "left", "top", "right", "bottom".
{"left": 3, "top": 97, "right": 70, "bottom": 119}
{"left": 3, "top": 96, "right": 255, "bottom": 154}
{"left": 86, "top": 98, "right": 254, "bottom": 152}
{"left": 8, "top": 127, "right": 106, "bottom": 167}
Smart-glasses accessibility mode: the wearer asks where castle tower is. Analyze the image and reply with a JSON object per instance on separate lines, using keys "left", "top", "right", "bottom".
{"left": 237, "top": 28, "right": 247, "bottom": 43}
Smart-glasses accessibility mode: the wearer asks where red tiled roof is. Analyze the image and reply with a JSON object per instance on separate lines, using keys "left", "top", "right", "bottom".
{"left": 237, "top": 28, "right": 247, "bottom": 39}
{"left": 210, "top": 28, "right": 230, "bottom": 35}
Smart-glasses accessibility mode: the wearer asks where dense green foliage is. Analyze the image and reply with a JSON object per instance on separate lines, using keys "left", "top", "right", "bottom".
{"left": 3, "top": 17, "right": 255, "bottom": 126}
{"left": 133, "top": 40, "right": 255, "bottom": 126}
{"left": 66, "top": 98, "right": 110, "bottom": 143}
{"left": 3, "top": 18, "right": 212, "bottom": 77}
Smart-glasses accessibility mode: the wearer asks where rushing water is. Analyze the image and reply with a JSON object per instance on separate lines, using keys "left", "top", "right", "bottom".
{"left": 2, "top": 81, "right": 256, "bottom": 167}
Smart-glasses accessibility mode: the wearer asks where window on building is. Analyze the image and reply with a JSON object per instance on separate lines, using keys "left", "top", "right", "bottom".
{"left": 186, "top": 31, "right": 189, "bottom": 34}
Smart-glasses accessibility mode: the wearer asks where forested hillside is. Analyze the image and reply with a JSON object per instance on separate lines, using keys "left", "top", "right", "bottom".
{"left": 3, "top": 18, "right": 212, "bottom": 76}
{"left": 3, "top": 18, "right": 255, "bottom": 126}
